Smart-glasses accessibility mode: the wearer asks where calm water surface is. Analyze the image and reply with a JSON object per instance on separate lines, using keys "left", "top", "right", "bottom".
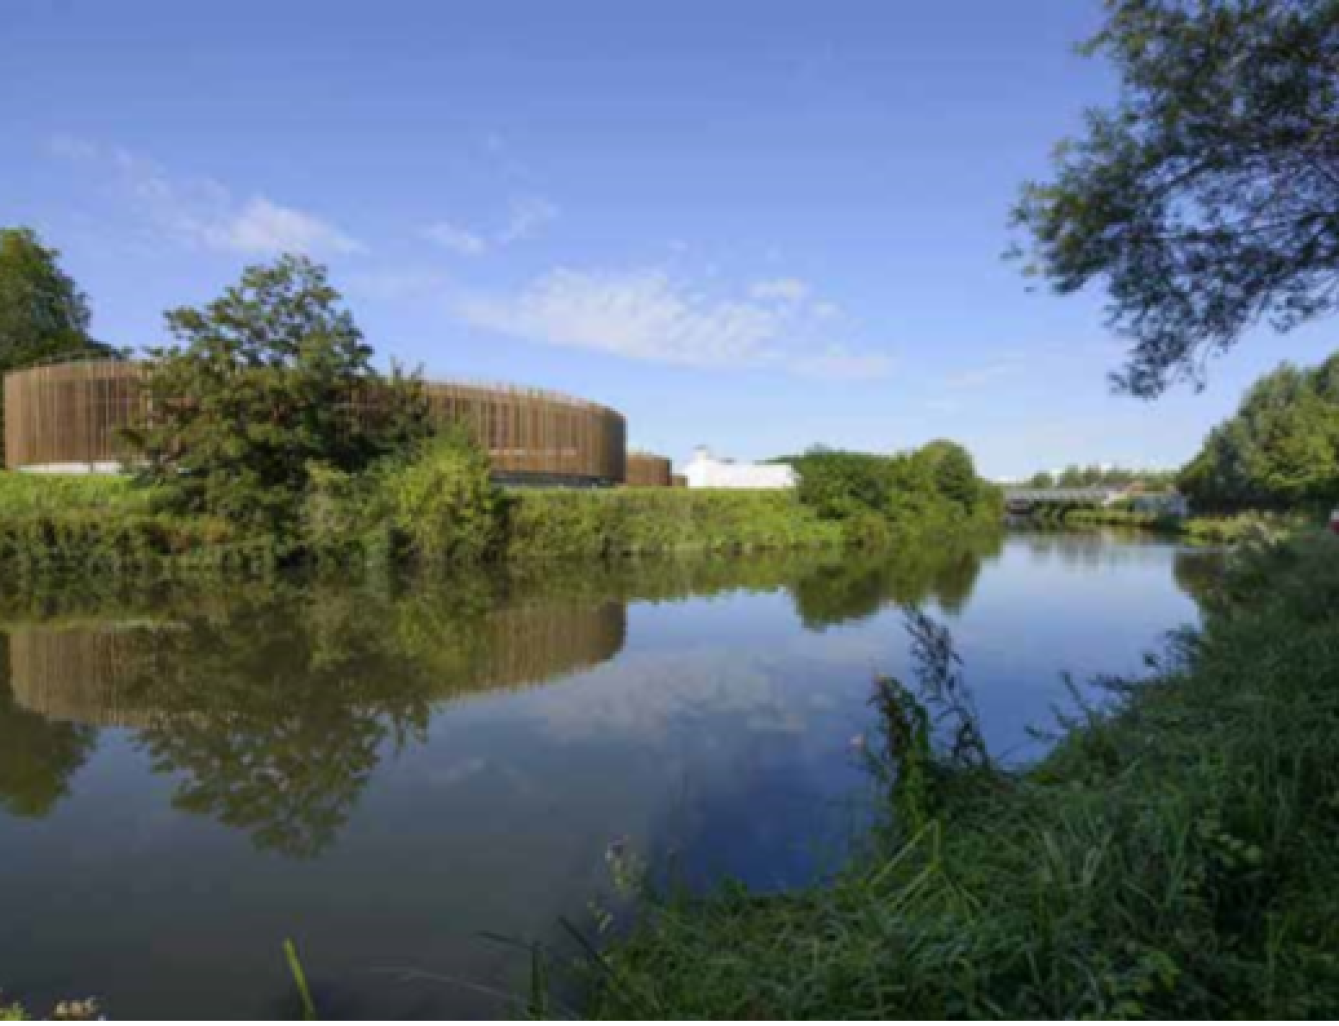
{"left": 0, "top": 531, "right": 1216, "bottom": 1019}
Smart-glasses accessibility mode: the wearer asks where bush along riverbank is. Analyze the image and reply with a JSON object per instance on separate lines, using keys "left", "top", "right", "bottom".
{"left": 0, "top": 438, "right": 1003, "bottom": 576}
{"left": 588, "top": 531, "right": 1339, "bottom": 1019}
{"left": 1062, "top": 507, "right": 1305, "bottom": 545}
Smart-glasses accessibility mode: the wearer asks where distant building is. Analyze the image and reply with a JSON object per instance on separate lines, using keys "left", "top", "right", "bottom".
{"left": 682, "top": 446, "right": 797, "bottom": 490}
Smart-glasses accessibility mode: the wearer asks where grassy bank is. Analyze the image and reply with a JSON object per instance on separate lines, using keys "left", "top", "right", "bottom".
{"left": 590, "top": 532, "right": 1339, "bottom": 1018}
{"left": 1061, "top": 507, "right": 1303, "bottom": 545}
{"left": 0, "top": 468, "right": 999, "bottom": 575}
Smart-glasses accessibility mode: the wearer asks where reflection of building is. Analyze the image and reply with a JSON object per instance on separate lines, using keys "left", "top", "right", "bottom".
{"left": 625, "top": 452, "right": 674, "bottom": 487}
{"left": 682, "top": 446, "right": 796, "bottom": 490}
{"left": 7, "top": 627, "right": 163, "bottom": 729}
{"left": 3, "top": 360, "right": 628, "bottom": 486}
{"left": 3, "top": 599, "right": 627, "bottom": 730}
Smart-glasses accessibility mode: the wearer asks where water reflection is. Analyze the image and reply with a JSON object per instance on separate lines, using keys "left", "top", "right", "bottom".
{"left": 0, "top": 633, "right": 96, "bottom": 818}
{"left": 0, "top": 532, "right": 1218, "bottom": 1020}
{"left": 0, "top": 536, "right": 1006, "bottom": 853}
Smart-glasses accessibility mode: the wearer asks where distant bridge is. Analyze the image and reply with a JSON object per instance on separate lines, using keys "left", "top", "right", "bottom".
{"left": 1002, "top": 487, "right": 1123, "bottom": 513}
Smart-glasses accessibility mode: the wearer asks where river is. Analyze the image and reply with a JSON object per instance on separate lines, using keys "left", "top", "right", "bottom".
{"left": 0, "top": 530, "right": 1216, "bottom": 1019}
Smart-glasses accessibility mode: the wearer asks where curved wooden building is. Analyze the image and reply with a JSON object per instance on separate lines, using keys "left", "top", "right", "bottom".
{"left": 625, "top": 451, "right": 674, "bottom": 487}
{"left": 3, "top": 360, "right": 627, "bottom": 486}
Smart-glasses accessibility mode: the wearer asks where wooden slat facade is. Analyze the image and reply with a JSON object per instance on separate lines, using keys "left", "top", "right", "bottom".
{"left": 2, "top": 360, "right": 146, "bottom": 471}
{"left": 3, "top": 360, "right": 628, "bottom": 485}
{"left": 625, "top": 452, "right": 674, "bottom": 487}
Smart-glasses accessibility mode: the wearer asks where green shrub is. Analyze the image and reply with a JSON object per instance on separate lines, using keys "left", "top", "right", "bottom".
{"left": 381, "top": 430, "right": 506, "bottom": 565}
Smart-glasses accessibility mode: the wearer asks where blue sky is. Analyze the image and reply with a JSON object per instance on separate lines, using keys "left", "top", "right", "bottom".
{"left": 6, "top": 0, "right": 1336, "bottom": 479}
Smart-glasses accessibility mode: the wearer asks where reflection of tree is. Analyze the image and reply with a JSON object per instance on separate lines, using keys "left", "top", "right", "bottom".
{"left": 129, "top": 589, "right": 436, "bottom": 859}
{"left": 0, "top": 634, "right": 96, "bottom": 818}
{"left": 790, "top": 532, "right": 1004, "bottom": 628}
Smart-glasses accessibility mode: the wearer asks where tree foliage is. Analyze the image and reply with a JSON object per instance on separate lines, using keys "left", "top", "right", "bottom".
{"left": 1178, "top": 351, "right": 1339, "bottom": 511}
{"left": 1013, "top": 0, "right": 1339, "bottom": 396}
{"left": 790, "top": 442, "right": 999, "bottom": 532}
{"left": 381, "top": 428, "right": 507, "bottom": 565}
{"left": 125, "top": 255, "right": 430, "bottom": 532}
{"left": 917, "top": 439, "right": 980, "bottom": 512}
{"left": 1025, "top": 465, "right": 1177, "bottom": 489}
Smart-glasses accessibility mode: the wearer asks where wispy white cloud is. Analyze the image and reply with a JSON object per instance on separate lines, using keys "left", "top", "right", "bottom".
{"left": 450, "top": 267, "right": 891, "bottom": 380}
{"left": 499, "top": 194, "right": 558, "bottom": 243}
{"left": 48, "top": 136, "right": 363, "bottom": 257}
{"left": 792, "top": 345, "right": 895, "bottom": 381}
{"left": 422, "top": 193, "right": 559, "bottom": 256}
{"left": 223, "top": 197, "right": 362, "bottom": 255}
{"left": 943, "top": 356, "right": 1025, "bottom": 391}
{"left": 750, "top": 277, "right": 811, "bottom": 304}
{"left": 422, "top": 220, "right": 487, "bottom": 255}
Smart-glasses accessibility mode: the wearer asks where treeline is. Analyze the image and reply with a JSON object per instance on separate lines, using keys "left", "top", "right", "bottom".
{"left": 1178, "top": 353, "right": 1339, "bottom": 514}
{"left": 1022, "top": 465, "right": 1177, "bottom": 489}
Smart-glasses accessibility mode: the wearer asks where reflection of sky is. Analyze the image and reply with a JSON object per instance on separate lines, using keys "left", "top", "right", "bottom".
{"left": 0, "top": 534, "right": 1204, "bottom": 1018}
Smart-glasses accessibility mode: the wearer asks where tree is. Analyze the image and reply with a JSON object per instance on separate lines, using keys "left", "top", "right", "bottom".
{"left": 793, "top": 449, "right": 892, "bottom": 520}
{"left": 917, "top": 439, "right": 981, "bottom": 512}
{"left": 0, "top": 228, "right": 111, "bottom": 462}
{"left": 1013, "top": 1, "right": 1339, "bottom": 396}
{"left": 1178, "top": 352, "right": 1339, "bottom": 511}
{"left": 126, "top": 255, "right": 430, "bottom": 532}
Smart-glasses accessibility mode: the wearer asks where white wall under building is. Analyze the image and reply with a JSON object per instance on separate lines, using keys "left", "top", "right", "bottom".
{"left": 682, "top": 447, "right": 797, "bottom": 490}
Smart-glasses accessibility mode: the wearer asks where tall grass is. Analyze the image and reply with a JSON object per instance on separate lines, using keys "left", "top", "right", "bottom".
{"left": 590, "top": 532, "right": 1339, "bottom": 1019}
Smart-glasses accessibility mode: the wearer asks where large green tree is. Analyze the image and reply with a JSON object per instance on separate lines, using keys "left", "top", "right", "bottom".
{"left": 1014, "top": 0, "right": 1339, "bottom": 396}
{"left": 1178, "top": 352, "right": 1339, "bottom": 510}
{"left": 0, "top": 228, "right": 110, "bottom": 462}
{"left": 127, "top": 255, "right": 430, "bottom": 532}
{"left": 916, "top": 439, "right": 981, "bottom": 512}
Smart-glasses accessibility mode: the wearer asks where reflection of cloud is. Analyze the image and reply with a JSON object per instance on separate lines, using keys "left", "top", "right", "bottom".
{"left": 426, "top": 756, "right": 488, "bottom": 788}
{"left": 519, "top": 650, "right": 804, "bottom": 743}
{"left": 511, "top": 634, "right": 889, "bottom": 748}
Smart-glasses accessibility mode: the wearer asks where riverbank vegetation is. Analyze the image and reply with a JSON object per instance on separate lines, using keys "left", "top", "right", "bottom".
{"left": 590, "top": 529, "right": 1339, "bottom": 1018}
{"left": 1063, "top": 507, "right": 1303, "bottom": 547}
{"left": 0, "top": 442, "right": 998, "bottom": 575}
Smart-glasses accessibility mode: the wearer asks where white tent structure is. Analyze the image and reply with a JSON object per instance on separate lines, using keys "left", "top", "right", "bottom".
{"left": 682, "top": 447, "right": 797, "bottom": 490}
